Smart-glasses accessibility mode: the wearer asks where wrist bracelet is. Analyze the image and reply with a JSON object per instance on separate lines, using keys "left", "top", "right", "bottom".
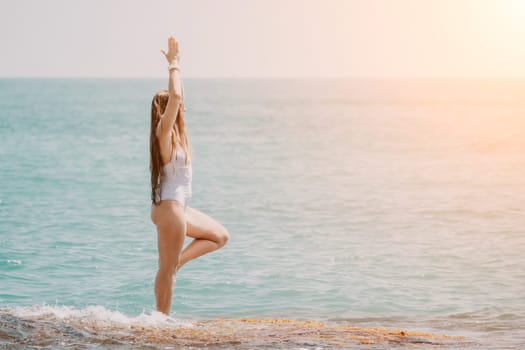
{"left": 168, "top": 60, "right": 180, "bottom": 71}
{"left": 168, "top": 64, "right": 180, "bottom": 71}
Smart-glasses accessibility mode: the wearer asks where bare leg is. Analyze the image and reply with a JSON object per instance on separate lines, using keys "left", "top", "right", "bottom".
{"left": 178, "top": 239, "right": 221, "bottom": 269}
{"left": 153, "top": 201, "right": 186, "bottom": 314}
{"left": 177, "top": 206, "right": 230, "bottom": 271}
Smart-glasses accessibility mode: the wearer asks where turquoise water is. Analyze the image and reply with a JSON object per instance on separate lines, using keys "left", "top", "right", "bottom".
{"left": 1, "top": 78, "right": 525, "bottom": 348}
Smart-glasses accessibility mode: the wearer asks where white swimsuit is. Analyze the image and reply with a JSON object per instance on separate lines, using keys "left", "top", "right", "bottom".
{"left": 156, "top": 144, "right": 192, "bottom": 209}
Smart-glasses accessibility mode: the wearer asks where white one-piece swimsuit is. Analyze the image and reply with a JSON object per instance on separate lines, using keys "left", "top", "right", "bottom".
{"left": 156, "top": 144, "right": 192, "bottom": 209}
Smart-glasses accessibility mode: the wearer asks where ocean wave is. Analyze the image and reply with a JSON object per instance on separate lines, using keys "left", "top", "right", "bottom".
{"left": 3, "top": 304, "right": 193, "bottom": 328}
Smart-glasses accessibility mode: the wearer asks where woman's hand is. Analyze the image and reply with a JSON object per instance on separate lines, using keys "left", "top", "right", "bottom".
{"left": 160, "top": 36, "right": 180, "bottom": 64}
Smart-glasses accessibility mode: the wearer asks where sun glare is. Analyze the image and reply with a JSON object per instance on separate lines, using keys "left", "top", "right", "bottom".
{"left": 503, "top": 0, "right": 525, "bottom": 30}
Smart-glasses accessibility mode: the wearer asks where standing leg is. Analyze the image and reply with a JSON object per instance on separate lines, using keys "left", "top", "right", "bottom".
{"left": 153, "top": 202, "right": 187, "bottom": 314}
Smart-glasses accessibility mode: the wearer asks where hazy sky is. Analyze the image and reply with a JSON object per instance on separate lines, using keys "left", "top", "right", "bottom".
{"left": 1, "top": 0, "right": 525, "bottom": 78}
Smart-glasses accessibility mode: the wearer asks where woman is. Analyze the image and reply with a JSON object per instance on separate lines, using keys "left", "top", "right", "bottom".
{"left": 150, "top": 36, "right": 230, "bottom": 315}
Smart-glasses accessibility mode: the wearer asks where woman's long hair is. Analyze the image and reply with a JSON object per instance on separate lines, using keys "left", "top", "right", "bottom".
{"left": 150, "top": 90, "right": 192, "bottom": 205}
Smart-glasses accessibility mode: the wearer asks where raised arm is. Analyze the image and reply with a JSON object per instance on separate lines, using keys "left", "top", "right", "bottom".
{"left": 157, "top": 36, "right": 183, "bottom": 139}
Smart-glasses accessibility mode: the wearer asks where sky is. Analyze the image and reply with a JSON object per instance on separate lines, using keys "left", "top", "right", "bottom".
{"left": 1, "top": 0, "right": 525, "bottom": 78}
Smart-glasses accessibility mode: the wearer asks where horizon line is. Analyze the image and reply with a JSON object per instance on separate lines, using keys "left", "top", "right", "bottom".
{"left": 2, "top": 75, "right": 525, "bottom": 80}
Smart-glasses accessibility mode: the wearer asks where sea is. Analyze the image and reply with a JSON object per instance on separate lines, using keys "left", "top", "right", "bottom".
{"left": 1, "top": 78, "right": 524, "bottom": 349}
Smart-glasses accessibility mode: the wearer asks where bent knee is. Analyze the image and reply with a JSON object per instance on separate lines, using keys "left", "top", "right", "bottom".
{"left": 216, "top": 226, "right": 230, "bottom": 247}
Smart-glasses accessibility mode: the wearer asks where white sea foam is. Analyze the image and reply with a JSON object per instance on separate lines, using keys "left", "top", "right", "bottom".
{"left": 6, "top": 259, "right": 22, "bottom": 265}
{"left": 4, "top": 304, "right": 195, "bottom": 329}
